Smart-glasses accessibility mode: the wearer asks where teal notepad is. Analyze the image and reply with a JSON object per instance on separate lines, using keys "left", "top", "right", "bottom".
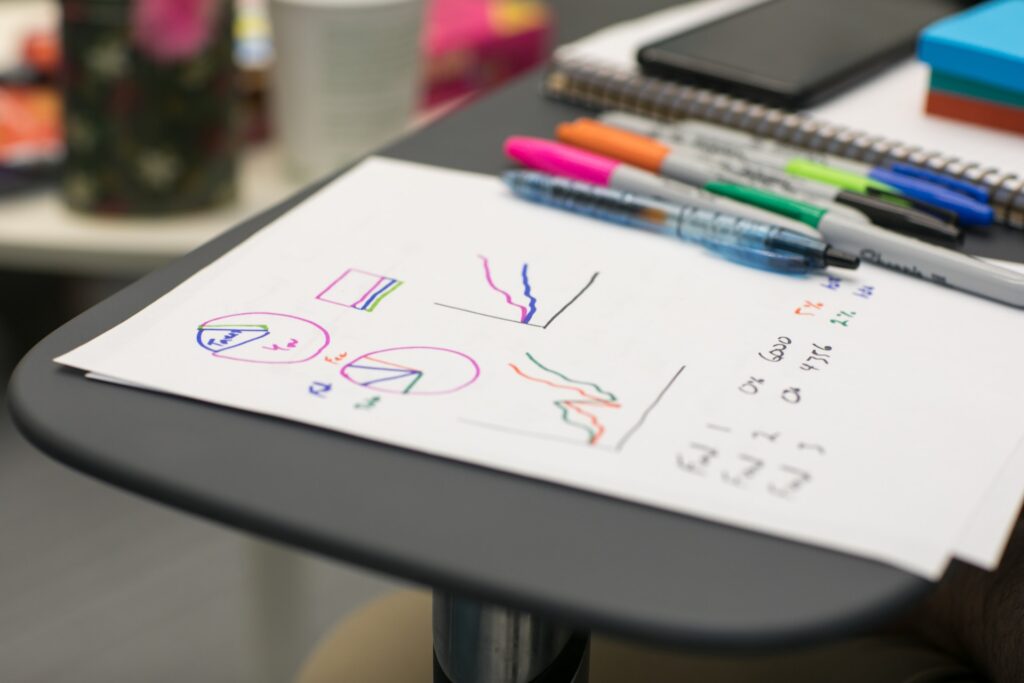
{"left": 931, "top": 71, "right": 1024, "bottom": 109}
{"left": 918, "top": 0, "right": 1024, "bottom": 94}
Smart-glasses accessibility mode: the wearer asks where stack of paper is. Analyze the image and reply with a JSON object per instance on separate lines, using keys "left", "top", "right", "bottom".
{"left": 60, "top": 156, "right": 1024, "bottom": 579}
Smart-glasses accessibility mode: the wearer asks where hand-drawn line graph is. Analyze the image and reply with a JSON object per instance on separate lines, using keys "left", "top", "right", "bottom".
{"left": 463, "top": 357, "right": 686, "bottom": 452}
{"left": 316, "top": 268, "right": 403, "bottom": 312}
{"left": 340, "top": 346, "right": 480, "bottom": 395}
{"left": 196, "top": 312, "right": 330, "bottom": 364}
{"left": 435, "top": 255, "right": 598, "bottom": 329}
{"left": 510, "top": 352, "right": 621, "bottom": 445}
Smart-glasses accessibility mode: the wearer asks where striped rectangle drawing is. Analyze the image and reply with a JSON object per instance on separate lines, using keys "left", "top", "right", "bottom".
{"left": 316, "top": 269, "right": 403, "bottom": 312}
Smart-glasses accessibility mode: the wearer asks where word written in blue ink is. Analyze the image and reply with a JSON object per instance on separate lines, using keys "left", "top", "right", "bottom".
{"left": 309, "top": 381, "right": 332, "bottom": 398}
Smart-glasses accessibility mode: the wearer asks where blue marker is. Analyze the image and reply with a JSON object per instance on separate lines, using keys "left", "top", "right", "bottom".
{"left": 503, "top": 170, "right": 859, "bottom": 274}
{"left": 867, "top": 167, "right": 993, "bottom": 226}
{"left": 888, "top": 163, "right": 989, "bottom": 203}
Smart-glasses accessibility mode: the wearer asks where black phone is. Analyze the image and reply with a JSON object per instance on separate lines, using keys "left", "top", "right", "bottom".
{"left": 637, "top": 0, "right": 977, "bottom": 109}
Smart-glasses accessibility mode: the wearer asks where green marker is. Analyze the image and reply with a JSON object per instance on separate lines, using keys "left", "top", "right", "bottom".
{"left": 704, "top": 182, "right": 1024, "bottom": 308}
{"left": 784, "top": 159, "right": 896, "bottom": 195}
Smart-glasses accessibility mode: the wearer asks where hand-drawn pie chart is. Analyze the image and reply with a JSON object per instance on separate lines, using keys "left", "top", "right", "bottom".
{"left": 340, "top": 346, "right": 480, "bottom": 395}
{"left": 196, "top": 312, "right": 330, "bottom": 364}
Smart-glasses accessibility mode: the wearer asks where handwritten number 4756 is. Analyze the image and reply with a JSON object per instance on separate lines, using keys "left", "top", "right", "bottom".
{"left": 800, "top": 343, "right": 833, "bottom": 371}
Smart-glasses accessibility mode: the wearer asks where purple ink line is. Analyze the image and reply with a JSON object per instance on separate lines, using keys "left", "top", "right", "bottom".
{"left": 478, "top": 255, "right": 528, "bottom": 323}
{"left": 520, "top": 263, "right": 538, "bottom": 324}
{"left": 359, "top": 370, "right": 421, "bottom": 388}
{"left": 345, "top": 363, "right": 415, "bottom": 374}
{"left": 314, "top": 268, "right": 354, "bottom": 302}
{"left": 359, "top": 278, "right": 397, "bottom": 310}
{"left": 352, "top": 276, "right": 387, "bottom": 308}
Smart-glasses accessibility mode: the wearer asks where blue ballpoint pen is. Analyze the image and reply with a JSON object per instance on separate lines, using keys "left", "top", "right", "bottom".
{"left": 502, "top": 170, "right": 859, "bottom": 273}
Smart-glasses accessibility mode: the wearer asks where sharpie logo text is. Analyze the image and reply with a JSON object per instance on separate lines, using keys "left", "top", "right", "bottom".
{"left": 858, "top": 249, "right": 946, "bottom": 284}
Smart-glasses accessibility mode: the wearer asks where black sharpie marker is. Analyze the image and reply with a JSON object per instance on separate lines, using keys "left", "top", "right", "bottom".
{"left": 710, "top": 183, "right": 1024, "bottom": 308}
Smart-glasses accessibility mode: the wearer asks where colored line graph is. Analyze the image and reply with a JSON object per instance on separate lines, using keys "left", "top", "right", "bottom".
{"left": 435, "top": 257, "right": 598, "bottom": 329}
{"left": 479, "top": 255, "right": 531, "bottom": 323}
{"left": 316, "top": 269, "right": 404, "bottom": 312}
{"left": 520, "top": 264, "right": 538, "bottom": 323}
{"left": 508, "top": 352, "right": 621, "bottom": 446}
{"left": 462, "top": 363, "right": 687, "bottom": 452}
{"left": 340, "top": 346, "right": 480, "bottom": 396}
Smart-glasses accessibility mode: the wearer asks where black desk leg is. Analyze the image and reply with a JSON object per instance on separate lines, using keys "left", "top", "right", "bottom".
{"left": 433, "top": 592, "right": 590, "bottom": 683}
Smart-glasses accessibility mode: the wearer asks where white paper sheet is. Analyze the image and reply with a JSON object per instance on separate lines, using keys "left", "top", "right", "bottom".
{"left": 554, "top": 0, "right": 1024, "bottom": 570}
{"left": 57, "top": 157, "right": 1024, "bottom": 578}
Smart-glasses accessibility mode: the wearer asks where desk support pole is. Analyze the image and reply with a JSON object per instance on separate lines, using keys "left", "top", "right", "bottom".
{"left": 433, "top": 592, "right": 590, "bottom": 683}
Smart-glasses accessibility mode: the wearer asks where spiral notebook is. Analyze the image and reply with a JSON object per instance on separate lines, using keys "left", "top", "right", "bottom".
{"left": 544, "top": 0, "right": 1024, "bottom": 229}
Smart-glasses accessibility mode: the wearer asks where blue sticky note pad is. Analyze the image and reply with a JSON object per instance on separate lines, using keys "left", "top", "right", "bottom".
{"left": 919, "top": 0, "right": 1024, "bottom": 94}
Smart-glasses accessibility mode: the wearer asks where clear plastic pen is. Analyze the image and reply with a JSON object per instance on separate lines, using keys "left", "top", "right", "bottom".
{"left": 503, "top": 170, "right": 858, "bottom": 274}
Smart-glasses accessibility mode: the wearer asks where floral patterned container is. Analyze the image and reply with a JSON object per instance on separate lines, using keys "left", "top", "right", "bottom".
{"left": 61, "top": 0, "right": 237, "bottom": 214}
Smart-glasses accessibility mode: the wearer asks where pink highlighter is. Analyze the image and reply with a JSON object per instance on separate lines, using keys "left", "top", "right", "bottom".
{"left": 503, "top": 136, "right": 618, "bottom": 185}
{"left": 503, "top": 136, "right": 822, "bottom": 238}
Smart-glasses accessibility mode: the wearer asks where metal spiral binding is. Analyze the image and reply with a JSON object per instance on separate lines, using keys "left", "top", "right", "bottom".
{"left": 544, "top": 58, "right": 1024, "bottom": 229}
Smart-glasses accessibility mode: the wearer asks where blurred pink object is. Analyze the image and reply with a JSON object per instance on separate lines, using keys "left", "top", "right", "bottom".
{"left": 423, "top": 0, "right": 551, "bottom": 108}
{"left": 131, "top": 0, "right": 222, "bottom": 62}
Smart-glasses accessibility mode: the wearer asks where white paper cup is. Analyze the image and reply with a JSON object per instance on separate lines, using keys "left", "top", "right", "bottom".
{"left": 270, "top": 0, "right": 425, "bottom": 180}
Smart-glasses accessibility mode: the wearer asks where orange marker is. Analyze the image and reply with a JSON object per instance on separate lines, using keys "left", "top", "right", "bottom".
{"left": 556, "top": 118, "right": 672, "bottom": 173}
{"left": 556, "top": 117, "right": 731, "bottom": 190}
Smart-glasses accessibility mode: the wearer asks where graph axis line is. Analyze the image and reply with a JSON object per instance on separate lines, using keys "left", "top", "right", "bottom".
{"left": 432, "top": 303, "right": 545, "bottom": 327}
{"left": 542, "top": 272, "right": 600, "bottom": 329}
{"left": 613, "top": 364, "right": 687, "bottom": 453}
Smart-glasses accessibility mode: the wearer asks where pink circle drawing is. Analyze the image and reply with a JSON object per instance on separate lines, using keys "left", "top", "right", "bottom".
{"left": 340, "top": 346, "right": 480, "bottom": 395}
{"left": 196, "top": 312, "right": 330, "bottom": 364}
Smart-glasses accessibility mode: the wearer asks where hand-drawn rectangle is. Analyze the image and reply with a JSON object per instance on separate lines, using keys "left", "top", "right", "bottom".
{"left": 316, "top": 269, "right": 403, "bottom": 312}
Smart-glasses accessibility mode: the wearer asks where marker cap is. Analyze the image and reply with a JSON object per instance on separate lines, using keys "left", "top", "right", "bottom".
{"left": 868, "top": 167, "right": 994, "bottom": 226}
{"left": 704, "top": 181, "right": 828, "bottom": 229}
{"left": 835, "top": 191, "right": 963, "bottom": 243}
{"left": 556, "top": 118, "right": 671, "bottom": 172}
{"left": 503, "top": 136, "right": 618, "bottom": 186}
{"left": 786, "top": 158, "right": 894, "bottom": 195}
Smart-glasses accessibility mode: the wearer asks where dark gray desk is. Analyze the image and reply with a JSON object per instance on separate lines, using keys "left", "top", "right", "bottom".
{"left": 11, "top": 2, "right": 1024, "bottom": 680}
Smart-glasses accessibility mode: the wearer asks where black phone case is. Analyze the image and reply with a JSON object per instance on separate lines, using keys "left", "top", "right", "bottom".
{"left": 636, "top": 6, "right": 923, "bottom": 110}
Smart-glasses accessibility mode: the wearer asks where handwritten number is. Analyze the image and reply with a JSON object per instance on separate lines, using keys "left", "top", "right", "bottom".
{"left": 769, "top": 466, "right": 811, "bottom": 499}
{"left": 677, "top": 443, "right": 718, "bottom": 475}
{"left": 722, "top": 455, "right": 764, "bottom": 487}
